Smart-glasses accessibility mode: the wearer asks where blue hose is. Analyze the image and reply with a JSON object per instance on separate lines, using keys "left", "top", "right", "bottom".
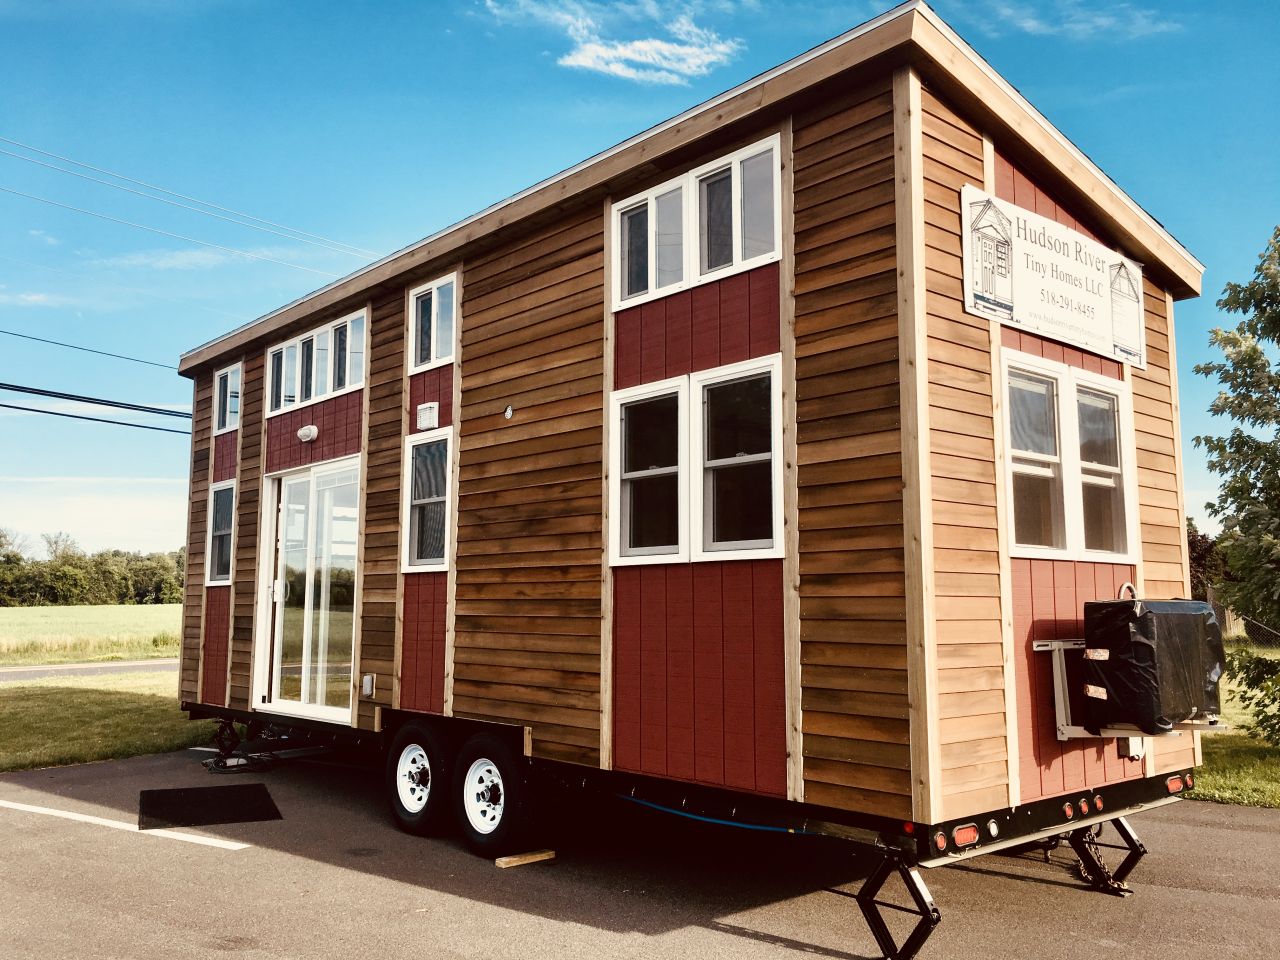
{"left": 620, "top": 795, "right": 814, "bottom": 835}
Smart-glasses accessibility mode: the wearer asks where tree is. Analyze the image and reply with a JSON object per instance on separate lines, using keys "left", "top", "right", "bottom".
{"left": 1186, "top": 517, "right": 1224, "bottom": 602}
{"left": 1194, "top": 225, "right": 1280, "bottom": 628}
{"left": 41, "top": 531, "right": 81, "bottom": 563}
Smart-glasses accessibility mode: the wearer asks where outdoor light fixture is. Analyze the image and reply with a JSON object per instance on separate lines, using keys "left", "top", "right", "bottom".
{"left": 297, "top": 425, "right": 318, "bottom": 443}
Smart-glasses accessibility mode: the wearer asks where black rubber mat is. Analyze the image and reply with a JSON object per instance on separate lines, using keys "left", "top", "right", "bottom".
{"left": 138, "top": 783, "right": 282, "bottom": 830}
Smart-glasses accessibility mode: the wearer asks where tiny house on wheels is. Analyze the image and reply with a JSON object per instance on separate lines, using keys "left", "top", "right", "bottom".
{"left": 177, "top": 3, "right": 1222, "bottom": 956}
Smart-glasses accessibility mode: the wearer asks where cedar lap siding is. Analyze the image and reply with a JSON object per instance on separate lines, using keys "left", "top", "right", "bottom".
{"left": 179, "top": 5, "right": 1201, "bottom": 826}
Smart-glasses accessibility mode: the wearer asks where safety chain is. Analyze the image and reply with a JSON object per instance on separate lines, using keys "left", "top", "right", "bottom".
{"left": 1074, "top": 824, "right": 1130, "bottom": 896}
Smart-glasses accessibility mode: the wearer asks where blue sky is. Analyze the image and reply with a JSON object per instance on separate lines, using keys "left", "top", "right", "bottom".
{"left": 0, "top": 0, "right": 1275, "bottom": 555}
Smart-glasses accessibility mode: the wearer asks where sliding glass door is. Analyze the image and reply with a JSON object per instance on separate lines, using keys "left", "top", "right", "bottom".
{"left": 269, "top": 459, "right": 359, "bottom": 721}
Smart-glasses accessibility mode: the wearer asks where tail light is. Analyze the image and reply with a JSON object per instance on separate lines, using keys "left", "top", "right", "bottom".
{"left": 1166, "top": 776, "right": 1184, "bottom": 794}
{"left": 1094, "top": 795, "right": 1104, "bottom": 812}
{"left": 1078, "top": 799, "right": 1089, "bottom": 817}
{"left": 1184, "top": 772, "right": 1194, "bottom": 789}
{"left": 951, "top": 823, "right": 980, "bottom": 848}
{"left": 1063, "top": 802, "right": 1074, "bottom": 819}
{"left": 933, "top": 831, "right": 947, "bottom": 852}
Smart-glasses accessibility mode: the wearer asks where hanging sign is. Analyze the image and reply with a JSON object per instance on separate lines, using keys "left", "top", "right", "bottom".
{"left": 960, "top": 185, "right": 1146, "bottom": 368}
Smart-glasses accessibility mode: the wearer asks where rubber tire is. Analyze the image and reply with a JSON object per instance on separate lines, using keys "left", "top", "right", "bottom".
{"left": 452, "top": 733, "right": 530, "bottom": 858}
{"left": 386, "top": 722, "right": 450, "bottom": 836}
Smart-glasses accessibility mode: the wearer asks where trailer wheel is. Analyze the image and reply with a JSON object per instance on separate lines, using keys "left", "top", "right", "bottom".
{"left": 453, "top": 733, "right": 529, "bottom": 857}
{"left": 387, "top": 723, "right": 449, "bottom": 836}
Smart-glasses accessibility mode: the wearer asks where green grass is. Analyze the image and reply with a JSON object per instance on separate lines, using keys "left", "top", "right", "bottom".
{"left": 0, "top": 670, "right": 214, "bottom": 773}
{"left": 0, "top": 604, "right": 181, "bottom": 666}
{"left": 1194, "top": 648, "right": 1280, "bottom": 808}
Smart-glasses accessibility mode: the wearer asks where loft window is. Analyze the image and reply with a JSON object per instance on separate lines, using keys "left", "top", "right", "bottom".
{"left": 408, "top": 274, "right": 457, "bottom": 373}
{"left": 207, "top": 482, "right": 235, "bottom": 584}
{"left": 267, "top": 309, "right": 366, "bottom": 415}
{"left": 612, "top": 134, "right": 781, "bottom": 310}
{"left": 214, "top": 363, "right": 241, "bottom": 433}
{"left": 1004, "top": 353, "right": 1135, "bottom": 560}
{"left": 608, "top": 355, "right": 783, "bottom": 566}
{"left": 402, "top": 428, "right": 453, "bottom": 570}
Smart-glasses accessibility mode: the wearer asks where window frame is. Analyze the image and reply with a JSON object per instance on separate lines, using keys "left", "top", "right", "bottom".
{"left": 610, "top": 133, "right": 782, "bottom": 312}
{"left": 607, "top": 355, "right": 784, "bottom": 567}
{"left": 406, "top": 273, "right": 459, "bottom": 376}
{"left": 213, "top": 363, "right": 242, "bottom": 435}
{"left": 608, "top": 375, "right": 690, "bottom": 566}
{"left": 400, "top": 426, "right": 455, "bottom": 573}
{"left": 265, "top": 308, "right": 367, "bottom": 419}
{"left": 205, "top": 478, "right": 236, "bottom": 586}
{"left": 1001, "top": 350, "right": 1140, "bottom": 564}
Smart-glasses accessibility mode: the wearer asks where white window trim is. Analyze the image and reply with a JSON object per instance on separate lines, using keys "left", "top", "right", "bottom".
{"left": 608, "top": 355, "right": 784, "bottom": 566}
{"left": 264, "top": 308, "right": 367, "bottom": 420}
{"left": 406, "top": 273, "right": 459, "bottom": 376}
{"left": 213, "top": 362, "right": 242, "bottom": 435}
{"left": 205, "top": 478, "right": 236, "bottom": 586}
{"left": 608, "top": 375, "right": 689, "bottom": 567}
{"left": 1001, "top": 350, "right": 1140, "bottom": 565}
{"left": 400, "top": 427, "right": 455, "bottom": 573}
{"left": 610, "top": 133, "right": 782, "bottom": 312}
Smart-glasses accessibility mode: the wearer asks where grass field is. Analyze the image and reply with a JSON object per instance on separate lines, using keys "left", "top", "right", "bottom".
{"left": 0, "top": 604, "right": 180, "bottom": 666}
{"left": 1195, "top": 648, "right": 1280, "bottom": 808}
{"left": 0, "top": 670, "right": 214, "bottom": 773}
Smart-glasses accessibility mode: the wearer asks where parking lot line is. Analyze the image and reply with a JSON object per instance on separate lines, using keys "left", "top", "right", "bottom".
{"left": 0, "top": 798, "right": 250, "bottom": 850}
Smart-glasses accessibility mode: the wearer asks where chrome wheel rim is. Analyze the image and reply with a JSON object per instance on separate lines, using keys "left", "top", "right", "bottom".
{"left": 463, "top": 757, "right": 504, "bottom": 835}
{"left": 396, "top": 744, "right": 431, "bottom": 814}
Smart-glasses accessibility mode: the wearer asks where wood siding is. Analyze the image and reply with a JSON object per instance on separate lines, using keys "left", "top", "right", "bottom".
{"left": 791, "top": 79, "right": 911, "bottom": 820}
{"left": 212, "top": 431, "right": 237, "bottom": 483}
{"left": 613, "top": 262, "right": 780, "bottom": 388}
{"left": 401, "top": 572, "right": 447, "bottom": 714}
{"left": 228, "top": 353, "right": 263, "bottom": 710}
{"left": 201, "top": 586, "right": 231, "bottom": 706}
{"left": 453, "top": 207, "right": 605, "bottom": 765}
{"left": 181, "top": 373, "right": 213, "bottom": 702}
{"left": 916, "top": 86, "right": 1012, "bottom": 819}
{"left": 357, "top": 288, "right": 405, "bottom": 728}
{"left": 264, "top": 390, "right": 363, "bottom": 474}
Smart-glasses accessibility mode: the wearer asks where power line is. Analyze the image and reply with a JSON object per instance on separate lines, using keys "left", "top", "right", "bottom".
{"left": 0, "top": 185, "right": 341, "bottom": 278}
{"left": 0, "top": 328, "right": 176, "bottom": 370}
{"left": 0, "top": 134, "right": 379, "bottom": 258}
{"left": 0, "top": 402, "right": 190, "bottom": 435}
{"left": 0, "top": 146, "right": 371, "bottom": 260}
{"left": 0, "top": 382, "right": 190, "bottom": 419}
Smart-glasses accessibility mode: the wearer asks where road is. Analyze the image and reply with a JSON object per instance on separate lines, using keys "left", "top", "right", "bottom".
{"left": 1, "top": 750, "right": 1276, "bottom": 960}
{"left": 0, "top": 658, "right": 178, "bottom": 682}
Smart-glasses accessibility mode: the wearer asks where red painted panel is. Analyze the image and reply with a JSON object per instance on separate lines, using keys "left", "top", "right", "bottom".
{"left": 265, "top": 390, "right": 363, "bottom": 474}
{"left": 408, "top": 365, "right": 454, "bottom": 430}
{"left": 615, "top": 262, "right": 781, "bottom": 389}
{"left": 212, "top": 432, "right": 238, "bottom": 483}
{"left": 1013, "top": 559, "right": 1143, "bottom": 802}
{"left": 201, "top": 586, "right": 231, "bottom": 706}
{"left": 612, "top": 559, "right": 786, "bottom": 798}
{"left": 401, "top": 572, "right": 446, "bottom": 714}
{"left": 1003, "top": 326, "right": 1123, "bottom": 381}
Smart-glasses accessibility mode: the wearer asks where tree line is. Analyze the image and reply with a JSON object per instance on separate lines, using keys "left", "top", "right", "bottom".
{"left": 0, "top": 529, "right": 183, "bottom": 607}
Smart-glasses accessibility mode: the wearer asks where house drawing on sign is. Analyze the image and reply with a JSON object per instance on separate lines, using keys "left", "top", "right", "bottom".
{"left": 969, "top": 197, "right": 1014, "bottom": 320}
{"left": 1110, "top": 260, "right": 1143, "bottom": 363}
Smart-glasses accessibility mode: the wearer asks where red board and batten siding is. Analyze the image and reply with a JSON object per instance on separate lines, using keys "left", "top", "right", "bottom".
{"left": 212, "top": 432, "right": 237, "bottom": 483}
{"left": 400, "top": 363, "right": 455, "bottom": 716}
{"left": 611, "top": 262, "right": 787, "bottom": 798}
{"left": 264, "top": 390, "right": 363, "bottom": 474}
{"left": 994, "top": 149, "right": 1192, "bottom": 796}
{"left": 201, "top": 586, "right": 230, "bottom": 706}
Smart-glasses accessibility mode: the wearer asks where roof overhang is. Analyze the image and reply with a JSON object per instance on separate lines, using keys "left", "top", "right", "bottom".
{"left": 178, "top": 0, "right": 1202, "bottom": 376}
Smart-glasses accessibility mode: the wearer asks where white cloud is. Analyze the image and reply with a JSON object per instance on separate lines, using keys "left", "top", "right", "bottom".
{"left": 28, "top": 229, "right": 59, "bottom": 246}
{"left": 0, "top": 290, "right": 74, "bottom": 306}
{"left": 956, "top": 0, "right": 1181, "bottom": 40}
{"left": 0, "top": 476, "right": 187, "bottom": 554}
{"left": 484, "top": 0, "right": 744, "bottom": 85}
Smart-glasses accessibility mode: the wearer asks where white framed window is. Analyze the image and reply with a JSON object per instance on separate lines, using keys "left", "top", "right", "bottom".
{"left": 266, "top": 308, "right": 366, "bottom": 417}
{"left": 206, "top": 480, "right": 235, "bottom": 585}
{"left": 401, "top": 427, "right": 454, "bottom": 572}
{"left": 214, "top": 363, "right": 241, "bottom": 434}
{"left": 608, "top": 355, "right": 783, "bottom": 566}
{"left": 407, "top": 273, "right": 457, "bottom": 374}
{"left": 1002, "top": 351, "right": 1139, "bottom": 562}
{"left": 611, "top": 134, "right": 782, "bottom": 311}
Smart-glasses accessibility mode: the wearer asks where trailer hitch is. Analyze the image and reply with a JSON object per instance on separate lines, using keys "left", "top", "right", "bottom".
{"left": 1067, "top": 816, "right": 1146, "bottom": 897}
{"left": 854, "top": 854, "right": 941, "bottom": 960}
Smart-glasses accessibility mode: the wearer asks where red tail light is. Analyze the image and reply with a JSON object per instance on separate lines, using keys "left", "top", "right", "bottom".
{"left": 933, "top": 831, "right": 947, "bottom": 852}
{"left": 903, "top": 821, "right": 915, "bottom": 835}
{"left": 1094, "top": 795, "right": 1104, "bottom": 812}
{"left": 1063, "top": 802, "right": 1074, "bottom": 819}
{"left": 1184, "top": 772, "right": 1194, "bottom": 789}
{"left": 951, "top": 823, "right": 980, "bottom": 847}
{"left": 1166, "top": 776, "right": 1184, "bottom": 794}
{"left": 1078, "top": 799, "right": 1089, "bottom": 816}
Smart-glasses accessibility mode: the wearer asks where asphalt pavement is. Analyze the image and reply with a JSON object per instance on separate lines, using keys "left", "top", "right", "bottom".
{"left": 0, "top": 658, "right": 178, "bottom": 682}
{"left": 1, "top": 749, "right": 1276, "bottom": 960}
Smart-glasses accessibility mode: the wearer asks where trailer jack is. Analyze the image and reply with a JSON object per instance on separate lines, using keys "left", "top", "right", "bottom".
{"left": 1067, "top": 816, "right": 1146, "bottom": 897}
{"left": 855, "top": 854, "right": 941, "bottom": 960}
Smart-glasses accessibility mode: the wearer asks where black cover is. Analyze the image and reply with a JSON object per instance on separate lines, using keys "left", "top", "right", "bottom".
{"left": 1081, "top": 599, "right": 1225, "bottom": 735}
